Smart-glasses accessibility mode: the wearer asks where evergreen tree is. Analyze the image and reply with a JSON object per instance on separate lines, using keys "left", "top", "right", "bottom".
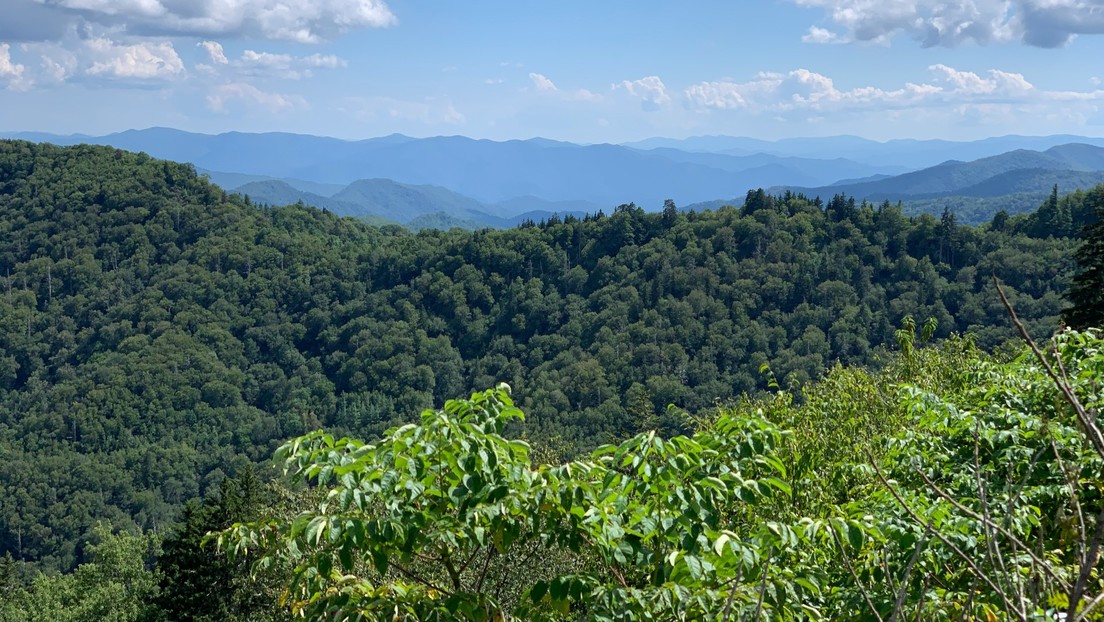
{"left": 1065, "top": 187, "right": 1104, "bottom": 328}
{"left": 1066, "top": 211, "right": 1104, "bottom": 328}
{"left": 153, "top": 468, "right": 288, "bottom": 622}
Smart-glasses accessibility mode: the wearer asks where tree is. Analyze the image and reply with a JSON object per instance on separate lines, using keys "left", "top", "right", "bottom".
{"left": 154, "top": 468, "right": 290, "bottom": 622}
{"left": 218, "top": 385, "right": 807, "bottom": 621}
{"left": 1066, "top": 197, "right": 1104, "bottom": 328}
{"left": 0, "top": 524, "right": 159, "bottom": 622}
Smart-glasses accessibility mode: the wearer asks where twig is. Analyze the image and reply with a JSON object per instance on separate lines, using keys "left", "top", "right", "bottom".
{"left": 866, "top": 450, "right": 1025, "bottom": 620}
{"left": 993, "top": 277, "right": 1104, "bottom": 460}
{"left": 910, "top": 467, "right": 1069, "bottom": 592}
{"left": 720, "top": 563, "right": 745, "bottom": 622}
{"left": 1068, "top": 504, "right": 1104, "bottom": 622}
{"left": 474, "top": 545, "right": 495, "bottom": 593}
{"left": 830, "top": 525, "right": 884, "bottom": 622}
{"left": 887, "top": 526, "right": 929, "bottom": 622}
{"left": 973, "top": 422, "right": 1013, "bottom": 604}
{"left": 391, "top": 560, "right": 452, "bottom": 596}
{"left": 1075, "top": 591, "right": 1104, "bottom": 622}
{"left": 753, "top": 555, "right": 772, "bottom": 621}
{"left": 1049, "top": 435, "right": 1087, "bottom": 570}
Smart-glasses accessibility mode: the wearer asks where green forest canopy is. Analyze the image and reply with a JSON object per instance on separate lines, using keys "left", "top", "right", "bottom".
{"left": 0, "top": 139, "right": 1098, "bottom": 580}
{"left": 5, "top": 328, "right": 1103, "bottom": 620}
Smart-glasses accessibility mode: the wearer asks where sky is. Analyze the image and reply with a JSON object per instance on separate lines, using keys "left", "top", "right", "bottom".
{"left": 2, "top": 0, "right": 1104, "bottom": 143}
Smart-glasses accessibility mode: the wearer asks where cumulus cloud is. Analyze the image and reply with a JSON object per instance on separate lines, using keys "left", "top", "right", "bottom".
{"left": 929, "top": 64, "right": 1035, "bottom": 95}
{"left": 614, "top": 76, "right": 671, "bottom": 111}
{"left": 37, "top": 0, "right": 397, "bottom": 43}
{"left": 684, "top": 64, "right": 1099, "bottom": 119}
{"left": 84, "top": 38, "right": 184, "bottom": 79}
{"left": 529, "top": 72, "right": 557, "bottom": 92}
{"left": 792, "top": 0, "right": 1104, "bottom": 48}
{"left": 236, "top": 49, "right": 345, "bottom": 79}
{"left": 801, "top": 25, "right": 846, "bottom": 44}
{"left": 198, "top": 40, "right": 228, "bottom": 64}
{"left": 207, "top": 82, "right": 305, "bottom": 113}
{"left": 1017, "top": 0, "right": 1104, "bottom": 47}
{"left": 528, "top": 72, "right": 605, "bottom": 103}
{"left": 0, "top": 43, "right": 30, "bottom": 89}
{"left": 37, "top": 47, "right": 78, "bottom": 82}
{"left": 13, "top": 36, "right": 185, "bottom": 85}
{"left": 572, "top": 88, "right": 602, "bottom": 102}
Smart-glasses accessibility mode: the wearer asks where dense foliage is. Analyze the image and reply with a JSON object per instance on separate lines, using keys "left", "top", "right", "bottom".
{"left": 0, "top": 140, "right": 1083, "bottom": 576}
{"left": 217, "top": 329, "right": 1104, "bottom": 621}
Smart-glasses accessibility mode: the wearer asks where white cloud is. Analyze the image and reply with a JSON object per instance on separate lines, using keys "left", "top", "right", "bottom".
{"left": 791, "top": 0, "right": 1104, "bottom": 48}
{"left": 929, "top": 64, "right": 1035, "bottom": 95}
{"left": 302, "top": 53, "right": 345, "bottom": 69}
{"left": 0, "top": 43, "right": 30, "bottom": 89}
{"left": 37, "top": 47, "right": 78, "bottom": 82}
{"left": 684, "top": 72, "right": 783, "bottom": 110}
{"left": 802, "top": 25, "right": 846, "bottom": 44}
{"left": 198, "top": 40, "right": 228, "bottom": 64}
{"left": 85, "top": 38, "right": 184, "bottom": 80}
{"left": 207, "top": 82, "right": 305, "bottom": 113}
{"left": 528, "top": 72, "right": 605, "bottom": 103}
{"left": 572, "top": 88, "right": 602, "bottom": 102}
{"left": 38, "top": 0, "right": 396, "bottom": 43}
{"left": 684, "top": 64, "right": 1101, "bottom": 121}
{"left": 529, "top": 72, "right": 557, "bottom": 92}
{"left": 615, "top": 76, "right": 671, "bottom": 110}
{"left": 15, "top": 36, "right": 183, "bottom": 84}
{"left": 443, "top": 103, "right": 466, "bottom": 124}
{"left": 222, "top": 49, "right": 348, "bottom": 79}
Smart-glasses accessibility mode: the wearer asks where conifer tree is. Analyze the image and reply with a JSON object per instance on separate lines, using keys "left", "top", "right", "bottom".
{"left": 1066, "top": 187, "right": 1104, "bottom": 328}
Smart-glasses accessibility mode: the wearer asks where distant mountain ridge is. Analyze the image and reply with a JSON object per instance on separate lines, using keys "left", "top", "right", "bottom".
{"left": 235, "top": 177, "right": 586, "bottom": 229}
{"left": 4, "top": 128, "right": 1104, "bottom": 227}
{"left": 778, "top": 143, "right": 1104, "bottom": 202}
{"left": 626, "top": 134, "right": 1104, "bottom": 169}
{"left": 0, "top": 127, "right": 909, "bottom": 208}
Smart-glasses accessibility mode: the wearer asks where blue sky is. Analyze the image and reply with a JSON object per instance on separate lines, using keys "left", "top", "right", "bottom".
{"left": 2, "top": 0, "right": 1104, "bottom": 142}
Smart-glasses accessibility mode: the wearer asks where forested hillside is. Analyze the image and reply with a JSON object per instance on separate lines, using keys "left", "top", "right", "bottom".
{"left": 0, "top": 140, "right": 1087, "bottom": 575}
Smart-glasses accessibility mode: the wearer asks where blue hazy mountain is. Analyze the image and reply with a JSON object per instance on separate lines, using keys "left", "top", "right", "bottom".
{"left": 232, "top": 177, "right": 586, "bottom": 229}
{"left": 626, "top": 134, "right": 1104, "bottom": 170}
{"left": 780, "top": 144, "right": 1104, "bottom": 200}
{"left": 0, "top": 128, "right": 903, "bottom": 208}
{"left": 6, "top": 128, "right": 1104, "bottom": 225}
{"left": 330, "top": 178, "right": 501, "bottom": 222}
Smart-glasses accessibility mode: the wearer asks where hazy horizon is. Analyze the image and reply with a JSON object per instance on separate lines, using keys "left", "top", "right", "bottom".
{"left": 6, "top": 126, "right": 1104, "bottom": 147}
{"left": 3, "top": 2, "right": 1104, "bottom": 144}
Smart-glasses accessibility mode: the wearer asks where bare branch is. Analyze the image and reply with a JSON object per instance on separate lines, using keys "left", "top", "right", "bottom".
{"left": 993, "top": 277, "right": 1104, "bottom": 460}
{"left": 830, "top": 525, "right": 885, "bottom": 622}
{"left": 1068, "top": 504, "right": 1104, "bottom": 622}
{"left": 866, "top": 450, "right": 1025, "bottom": 620}
{"left": 1075, "top": 590, "right": 1104, "bottom": 622}
{"left": 910, "top": 467, "right": 1069, "bottom": 592}
{"left": 753, "top": 555, "right": 772, "bottom": 621}
{"left": 887, "top": 526, "right": 929, "bottom": 622}
{"left": 720, "top": 563, "right": 745, "bottom": 622}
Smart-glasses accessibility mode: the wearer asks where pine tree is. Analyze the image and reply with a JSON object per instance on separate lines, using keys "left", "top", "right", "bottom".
{"left": 1065, "top": 191, "right": 1104, "bottom": 328}
{"left": 153, "top": 468, "right": 289, "bottom": 622}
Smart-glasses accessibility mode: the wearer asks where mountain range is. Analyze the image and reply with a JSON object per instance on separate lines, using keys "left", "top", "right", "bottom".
{"left": 4, "top": 128, "right": 1104, "bottom": 227}
{"left": 779, "top": 144, "right": 1104, "bottom": 200}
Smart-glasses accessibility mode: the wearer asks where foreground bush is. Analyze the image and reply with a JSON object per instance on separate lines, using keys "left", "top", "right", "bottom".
{"left": 221, "top": 329, "right": 1104, "bottom": 621}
